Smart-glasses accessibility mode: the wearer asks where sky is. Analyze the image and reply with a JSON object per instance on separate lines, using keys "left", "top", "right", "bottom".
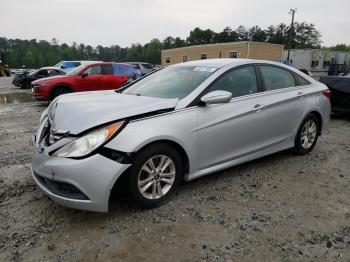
{"left": 0, "top": 0, "right": 349, "bottom": 47}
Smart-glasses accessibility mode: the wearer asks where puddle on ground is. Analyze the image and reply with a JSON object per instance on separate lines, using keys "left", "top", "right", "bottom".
{"left": 0, "top": 93, "right": 34, "bottom": 104}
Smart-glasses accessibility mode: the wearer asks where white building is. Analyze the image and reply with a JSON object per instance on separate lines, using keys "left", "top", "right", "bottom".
{"left": 283, "top": 49, "right": 350, "bottom": 77}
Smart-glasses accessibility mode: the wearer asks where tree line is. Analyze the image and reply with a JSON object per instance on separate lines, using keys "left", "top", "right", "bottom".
{"left": 324, "top": 44, "right": 350, "bottom": 52}
{"left": 0, "top": 22, "right": 324, "bottom": 68}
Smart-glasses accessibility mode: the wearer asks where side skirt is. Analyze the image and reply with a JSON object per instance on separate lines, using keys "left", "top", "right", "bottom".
{"left": 185, "top": 138, "right": 294, "bottom": 181}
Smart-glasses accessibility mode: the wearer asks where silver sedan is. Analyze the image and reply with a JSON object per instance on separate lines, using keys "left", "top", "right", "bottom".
{"left": 31, "top": 59, "right": 331, "bottom": 212}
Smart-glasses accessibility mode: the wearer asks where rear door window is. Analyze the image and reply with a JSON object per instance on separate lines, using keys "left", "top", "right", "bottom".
{"left": 208, "top": 66, "right": 258, "bottom": 98}
{"left": 259, "top": 66, "right": 296, "bottom": 91}
{"left": 48, "top": 70, "right": 61, "bottom": 76}
{"left": 37, "top": 70, "right": 49, "bottom": 77}
{"left": 141, "top": 63, "right": 153, "bottom": 69}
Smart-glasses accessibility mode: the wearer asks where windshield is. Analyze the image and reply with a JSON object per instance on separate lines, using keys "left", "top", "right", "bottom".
{"left": 54, "top": 61, "right": 64, "bottom": 67}
{"left": 122, "top": 66, "right": 217, "bottom": 99}
{"left": 66, "top": 65, "right": 84, "bottom": 76}
{"left": 28, "top": 69, "right": 39, "bottom": 76}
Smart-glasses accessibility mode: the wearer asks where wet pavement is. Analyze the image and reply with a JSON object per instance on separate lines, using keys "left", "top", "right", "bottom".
{"left": 0, "top": 92, "right": 34, "bottom": 104}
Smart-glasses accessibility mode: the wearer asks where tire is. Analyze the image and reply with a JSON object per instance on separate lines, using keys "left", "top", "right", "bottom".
{"left": 23, "top": 82, "right": 31, "bottom": 89}
{"left": 294, "top": 113, "right": 320, "bottom": 155}
{"left": 125, "top": 143, "right": 183, "bottom": 208}
{"left": 50, "top": 86, "right": 71, "bottom": 101}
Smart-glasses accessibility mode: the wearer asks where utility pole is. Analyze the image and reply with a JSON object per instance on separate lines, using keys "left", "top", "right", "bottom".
{"left": 287, "top": 8, "right": 297, "bottom": 62}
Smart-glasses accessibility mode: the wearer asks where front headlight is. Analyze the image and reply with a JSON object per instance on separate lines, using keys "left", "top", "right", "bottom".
{"left": 39, "top": 82, "right": 49, "bottom": 87}
{"left": 52, "top": 122, "right": 125, "bottom": 158}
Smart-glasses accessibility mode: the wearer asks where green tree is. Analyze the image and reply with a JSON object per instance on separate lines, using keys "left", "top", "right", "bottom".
{"left": 144, "top": 38, "right": 162, "bottom": 64}
{"left": 187, "top": 27, "right": 215, "bottom": 45}
{"left": 24, "top": 50, "right": 35, "bottom": 67}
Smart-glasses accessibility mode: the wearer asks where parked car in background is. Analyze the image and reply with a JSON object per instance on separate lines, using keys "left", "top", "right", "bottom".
{"left": 54, "top": 61, "right": 102, "bottom": 73}
{"left": 319, "top": 75, "right": 350, "bottom": 113}
{"left": 32, "top": 62, "right": 140, "bottom": 101}
{"left": 11, "top": 69, "right": 25, "bottom": 75}
{"left": 12, "top": 67, "right": 65, "bottom": 89}
{"left": 125, "top": 62, "right": 155, "bottom": 76}
{"left": 31, "top": 59, "right": 331, "bottom": 212}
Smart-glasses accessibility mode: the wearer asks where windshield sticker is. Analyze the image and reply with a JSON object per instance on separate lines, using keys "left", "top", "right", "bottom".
{"left": 193, "top": 67, "right": 217, "bottom": 73}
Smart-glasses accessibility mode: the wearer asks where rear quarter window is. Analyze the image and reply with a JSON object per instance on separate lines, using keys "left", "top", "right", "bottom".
{"left": 294, "top": 73, "right": 311, "bottom": 86}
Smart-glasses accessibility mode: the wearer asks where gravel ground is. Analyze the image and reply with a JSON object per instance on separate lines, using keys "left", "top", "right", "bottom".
{"left": 1, "top": 76, "right": 350, "bottom": 261}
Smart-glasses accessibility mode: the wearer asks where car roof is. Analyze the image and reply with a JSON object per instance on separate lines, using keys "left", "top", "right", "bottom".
{"left": 40, "top": 67, "right": 64, "bottom": 70}
{"left": 82, "top": 62, "right": 133, "bottom": 67}
{"left": 174, "top": 58, "right": 287, "bottom": 69}
{"left": 125, "top": 62, "right": 152, "bottom": 64}
{"left": 114, "top": 62, "right": 133, "bottom": 66}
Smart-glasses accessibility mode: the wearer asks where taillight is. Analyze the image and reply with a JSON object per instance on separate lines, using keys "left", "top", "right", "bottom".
{"left": 323, "top": 89, "right": 331, "bottom": 100}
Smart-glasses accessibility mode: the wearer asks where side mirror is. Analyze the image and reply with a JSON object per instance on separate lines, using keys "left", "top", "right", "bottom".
{"left": 61, "top": 65, "right": 66, "bottom": 69}
{"left": 80, "top": 72, "right": 88, "bottom": 78}
{"left": 200, "top": 90, "right": 232, "bottom": 105}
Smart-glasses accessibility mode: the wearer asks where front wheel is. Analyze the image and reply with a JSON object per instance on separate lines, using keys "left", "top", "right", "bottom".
{"left": 294, "top": 114, "right": 320, "bottom": 155}
{"left": 22, "top": 82, "right": 31, "bottom": 89}
{"left": 126, "top": 143, "right": 183, "bottom": 208}
{"left": 50, "top": 86, "right": 71, "bottom": 101}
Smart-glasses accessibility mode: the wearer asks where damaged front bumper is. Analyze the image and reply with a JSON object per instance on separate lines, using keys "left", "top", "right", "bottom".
{"left": 31, "top": 119, "right": 130, "bottom": 212}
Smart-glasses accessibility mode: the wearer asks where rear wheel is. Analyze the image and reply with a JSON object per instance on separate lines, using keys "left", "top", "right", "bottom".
{"left": 126, "top": 143, "right": 183, "bottom": 208}
{"left": 50, "top": 86, "right": 71, "bottom": 101}
{"left": 294, "top": 114, "right": 320, "bottom": 155}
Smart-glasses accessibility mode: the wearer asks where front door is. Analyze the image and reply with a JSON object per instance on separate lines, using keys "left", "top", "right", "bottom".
{"left": 197, "top": 66, "right": 268, "bottom": 170}
{"left": 75, "top": 65, "right": 103, "bottom": 92}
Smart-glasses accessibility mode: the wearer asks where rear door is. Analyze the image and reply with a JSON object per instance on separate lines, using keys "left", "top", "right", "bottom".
{"left": 257, "top": 65, "right": 308, "bottom": 145}
{"left": 99, "top": 64, "right": 117, "bottom": 89}
{"left": 197, "top": 65, "right": 268, "bottom": 169}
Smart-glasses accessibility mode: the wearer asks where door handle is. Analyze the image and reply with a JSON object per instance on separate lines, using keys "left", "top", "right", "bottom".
{"left": 297, "top": 91, "right": 304, "bottom": 97}
{"left": 252, "top": 104, "right": 264, "bottom": 111}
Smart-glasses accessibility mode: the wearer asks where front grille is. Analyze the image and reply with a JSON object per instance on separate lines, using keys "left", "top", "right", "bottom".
{"left": 35, "top": 173, "right": 89, "bottom": 200}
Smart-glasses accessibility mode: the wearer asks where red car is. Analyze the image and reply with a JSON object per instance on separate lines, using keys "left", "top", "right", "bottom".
{"left": 32, "top": 62, "right": 141, "bottom": 101}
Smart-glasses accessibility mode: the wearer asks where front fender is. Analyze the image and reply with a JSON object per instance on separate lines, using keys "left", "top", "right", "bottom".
{"left": 104, "top": 108, "right": 199, "bottom": 173}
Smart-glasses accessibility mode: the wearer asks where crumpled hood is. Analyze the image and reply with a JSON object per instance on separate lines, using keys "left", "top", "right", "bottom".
{"left": 48, "top": 90, "right": 178, "bottom": 134}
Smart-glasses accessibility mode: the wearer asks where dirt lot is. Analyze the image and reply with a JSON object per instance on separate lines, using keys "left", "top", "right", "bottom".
{"left": 1, "top": 76, "right": 350, "bottom": 261}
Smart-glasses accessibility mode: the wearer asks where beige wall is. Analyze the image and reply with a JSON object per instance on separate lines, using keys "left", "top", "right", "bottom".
{"left": 161, "top": 42, "right": 283, "bottom": 66}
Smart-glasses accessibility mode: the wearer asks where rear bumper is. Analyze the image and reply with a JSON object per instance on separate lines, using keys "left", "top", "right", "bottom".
{"left": 31, "top": 139, "right": 130, "bottom": 212}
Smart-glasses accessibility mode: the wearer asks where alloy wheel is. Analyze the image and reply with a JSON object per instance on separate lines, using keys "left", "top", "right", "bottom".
{"left": 300, "top": 120, "right": 317, "bottom": 149}
{"left": 137, "top": 155, "right": 176, "bottom": 200}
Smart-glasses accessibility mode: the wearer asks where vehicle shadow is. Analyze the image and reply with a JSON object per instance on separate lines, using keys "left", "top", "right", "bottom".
{"left": 331, "top": 112, "right": 350, "bottom": 121}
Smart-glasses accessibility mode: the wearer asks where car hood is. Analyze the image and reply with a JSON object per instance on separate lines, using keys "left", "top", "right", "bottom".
{"left": 48, "top": 90, "right": 178, "bottom": 135}
{"left": 32, "top": 75, "right": 67, "bottom": 84}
